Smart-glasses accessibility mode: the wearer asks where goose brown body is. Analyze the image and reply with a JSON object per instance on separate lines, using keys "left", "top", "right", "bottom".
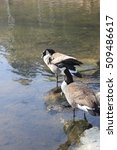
{"left": 61, "top": 68, "right": 100, "bottom": 116}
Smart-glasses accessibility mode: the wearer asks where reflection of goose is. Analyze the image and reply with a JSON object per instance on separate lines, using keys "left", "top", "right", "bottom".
{"left": 58, "top": 115, "right": 92, "bottom": 150}
{"left": 42, "top": 49, "right": 83, "bottom": 87}
{"left": 61, "top": 68, "right": 100, "bottom": 117}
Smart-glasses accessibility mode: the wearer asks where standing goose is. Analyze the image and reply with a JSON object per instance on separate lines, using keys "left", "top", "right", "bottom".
{"left": 61, "top": 68, "right": 100, "bottom": 117}
{"left": 42, "top": 49, "right": 83, "bottom": 87}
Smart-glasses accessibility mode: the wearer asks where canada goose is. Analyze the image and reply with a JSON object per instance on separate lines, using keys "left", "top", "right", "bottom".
{"left": 42, "top": 49, "right": 83, "bottom": 87}
{"left": 61, "top": 68, "right": 100, "bottom": 117}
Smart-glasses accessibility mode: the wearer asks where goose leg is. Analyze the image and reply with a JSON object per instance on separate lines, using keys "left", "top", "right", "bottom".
{"left": 73, "top": 108, "right": 76, "bottom": 121}
{"left": 56, "top": 74, "right": 58, "bottom": 88}
{"left": 84, "top": 112, "right": 87, "bottom": 122}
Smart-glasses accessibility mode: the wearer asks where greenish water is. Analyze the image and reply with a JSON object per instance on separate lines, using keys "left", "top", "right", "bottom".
{"left": 0, "top": 0, "right": 100, "bottom": 150}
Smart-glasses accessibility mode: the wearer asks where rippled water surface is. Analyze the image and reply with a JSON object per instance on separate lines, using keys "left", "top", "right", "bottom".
{"left": 0, "top": 0, "right": 100, "bottom": 150}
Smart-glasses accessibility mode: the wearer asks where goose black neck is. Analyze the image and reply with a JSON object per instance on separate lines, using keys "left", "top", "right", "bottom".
{"left": 64, "top": 69, "right": 73, "bottom": 84}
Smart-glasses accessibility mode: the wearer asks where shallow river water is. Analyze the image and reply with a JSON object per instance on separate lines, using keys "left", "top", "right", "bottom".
{"left": 0, "top": 0, "right": 99, "bottom": 150}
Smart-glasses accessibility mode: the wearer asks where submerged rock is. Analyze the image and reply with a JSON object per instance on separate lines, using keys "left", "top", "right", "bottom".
{"left": 44, "top": 86, "right": 70, "bottom": 113}
{"left": 14, "top": 78, "right": 32, "bottom": 85}
{"left": 57, "top": 118, "right": 92, "bottom": 150}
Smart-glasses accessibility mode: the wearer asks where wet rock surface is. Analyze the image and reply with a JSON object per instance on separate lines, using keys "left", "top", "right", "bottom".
{"left": 44, "top": 86, "right": 71, "bottom": 113}
{"left": 57, "top": 119, "right": 93, "bottom": 150}
{"left": 79, "top": 127, "right": 100, "bottom": 150}
{"left": 69, "top": 127, "right": 100, "bottom": 150}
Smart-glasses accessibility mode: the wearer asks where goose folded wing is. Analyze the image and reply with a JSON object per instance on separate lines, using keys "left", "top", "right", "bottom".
{"left": 55, "top": 62, "right": 76, "bottom": 71}
{"left": 51, "top": 53, "right": 83, "bottom": 66}
{"left": 67, "top": 83, "right": 97, "bottom": 108}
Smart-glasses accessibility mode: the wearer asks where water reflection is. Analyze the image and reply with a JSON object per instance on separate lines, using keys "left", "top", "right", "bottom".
{"left": 92, "top": 60, "right": 100, "bottom": 79}
{"left": 1, "top": 0, "right": 99, "bottom": 67}
{"left": 14, "top": 78, "right": 33, "bottom": 85}
{"left": 0, "top": 0, "right": 99, "bottom": 149}
{"left": 58, "top": 118, "right": 92, "bottom": 150}
{"left": 10, "top": 60, "right": 40, "bottom": 78}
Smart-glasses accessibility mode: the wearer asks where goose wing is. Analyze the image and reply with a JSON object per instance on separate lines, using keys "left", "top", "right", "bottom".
{"left": 66, "top": 83, "right": 97, "bottom": 108}
{"left": 51, "top": 53, "right": 83, "bottom": 66}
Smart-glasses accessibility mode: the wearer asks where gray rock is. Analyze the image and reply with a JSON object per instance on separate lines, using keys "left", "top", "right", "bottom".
{"left": 77, "top": 127, "right": 100, "bottom": 150}
{"left": 68, "top": 127, "right": 100, "bottom": 150}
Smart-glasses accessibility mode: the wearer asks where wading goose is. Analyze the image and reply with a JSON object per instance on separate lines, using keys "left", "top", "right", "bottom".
{"left": 42, "top": 49, "right": 83, "bottom": 87}
{"left": 61, "top": 68, "right": 100, "bottom": 117}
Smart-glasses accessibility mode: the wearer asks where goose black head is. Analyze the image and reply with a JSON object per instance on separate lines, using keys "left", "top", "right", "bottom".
{"left": 42, "top": 49, "right": 55, "bottom": 58}
{"left": 45, "top": 49, "right": 55, "bottom": 55}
